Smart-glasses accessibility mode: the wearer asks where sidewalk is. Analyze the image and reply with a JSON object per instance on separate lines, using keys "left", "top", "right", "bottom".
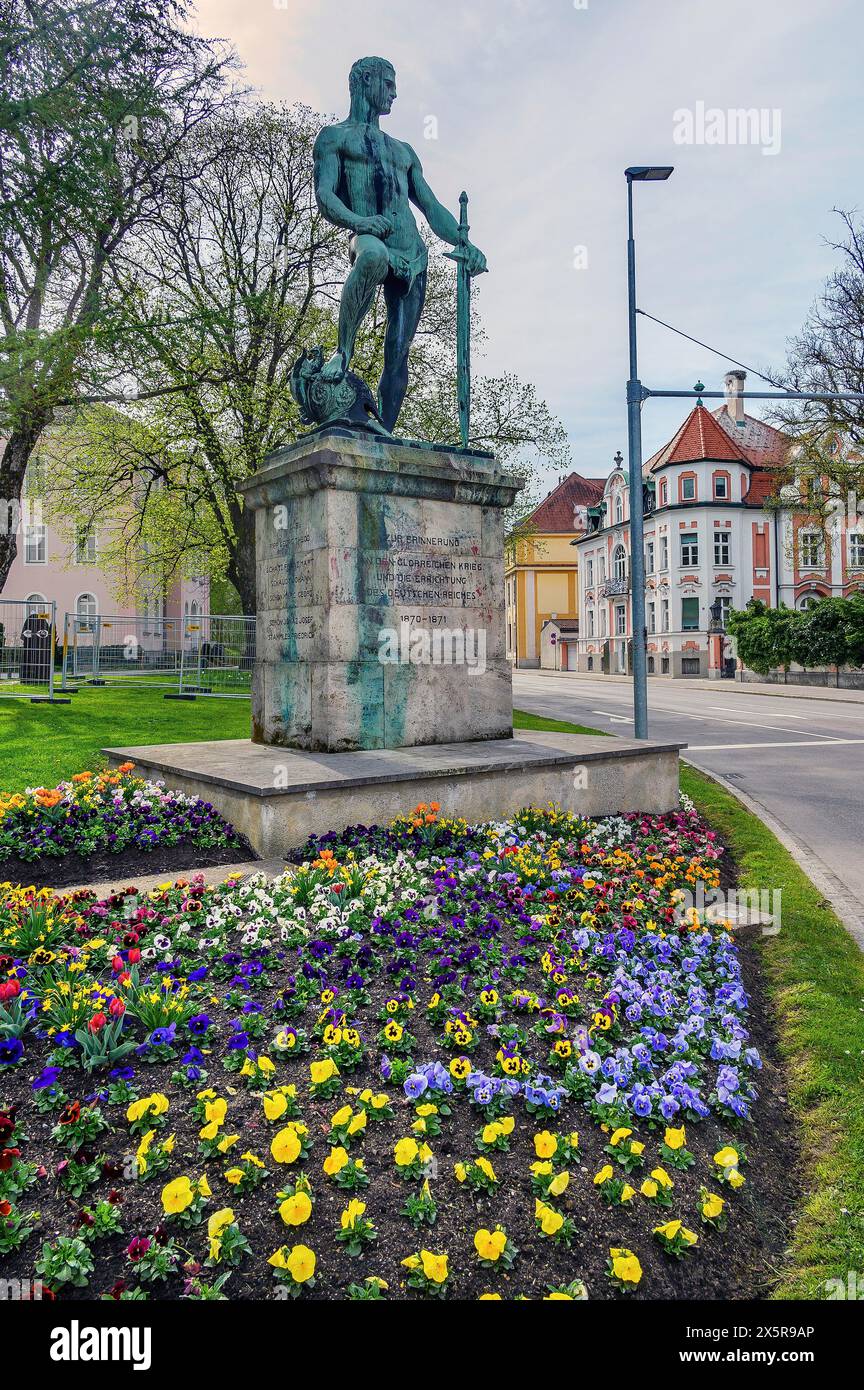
{"left": 524, "top": 670, "right": 864, "bottom": 705}
{"left": 60, "top": 857, "right": 288, "bottom": 898}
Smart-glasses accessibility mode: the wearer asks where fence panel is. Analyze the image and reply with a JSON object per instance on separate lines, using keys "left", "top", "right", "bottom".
{"left": 61, "top": 613, "right": 185, "bottom": 692}
{"left": 0, "top": 598, "right": 68, "bottom": 703}
{"left": 171, "top": 615, "right": 256, "bottom": 699}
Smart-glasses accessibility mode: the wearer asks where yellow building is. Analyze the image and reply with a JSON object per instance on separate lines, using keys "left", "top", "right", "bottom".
{"left": 505, "top": 471, "right": 606, "bottom": 668}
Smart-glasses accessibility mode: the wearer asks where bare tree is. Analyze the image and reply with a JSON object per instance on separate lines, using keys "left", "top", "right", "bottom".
{"left": 42, "top": 100, "right": 569, "bottom": 613}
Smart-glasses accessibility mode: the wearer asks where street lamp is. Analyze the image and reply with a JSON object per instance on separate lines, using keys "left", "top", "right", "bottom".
{"left": 625, "top": 165, "right": 673, "bottom": 738}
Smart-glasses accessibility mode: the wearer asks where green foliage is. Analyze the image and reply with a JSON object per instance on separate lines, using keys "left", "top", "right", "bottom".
{"left": 728, "top": 595, "right": 864, "bottom": 673}
{"left": 681, "top": 765, "right": 864, "bottom": 1298}
{"left": 727, "top": 600, "right": 799, "bottom": 674}
{"left": 33, "top": 100, "right": 569, "bottom": 610}
{"left": 0, "top": 0, "right": 235, "bottom": 590}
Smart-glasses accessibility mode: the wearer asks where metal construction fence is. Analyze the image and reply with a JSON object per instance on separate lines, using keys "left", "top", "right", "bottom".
{"left": 59, "top": 611, "right": 257, "bottom": 699}
{"left": 61, "top": 613, "right": 187, "bottom": 692}
{"left": 169, "top": 615, "right": 257, "bottom": 700}
{"left": 0, "top": 598, "right": 68, "bottom": 703}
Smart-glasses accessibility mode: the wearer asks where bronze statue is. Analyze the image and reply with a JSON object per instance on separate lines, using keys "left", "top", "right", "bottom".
{"left": 304, "top": 56, "right": 486, "bottom": 436}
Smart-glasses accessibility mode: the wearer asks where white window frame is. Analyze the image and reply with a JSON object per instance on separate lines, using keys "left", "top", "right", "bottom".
{"left": 75, "top": 525, "right": 97, "bottom": 565}
{"left": 24, "top": 522, "right": 46, "bottom": 564}
{"left": 75, "top": 591, "right": 98, "bottom": 632}
{"left": 24, "top": 591, "right": 48, "bottom": 616}
{"left": 799, "top": 530, "right": 823, "bottom": 568}
{"left": 681, "top": 533, "right": 699, "bottom": 568}
{"left": 713, "top": 530, "right": 730, "bottom": 566}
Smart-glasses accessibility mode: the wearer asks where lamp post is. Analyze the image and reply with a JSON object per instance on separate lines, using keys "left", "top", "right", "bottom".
{"left": 625, "top": 165, "right": 673, "bottom": 738}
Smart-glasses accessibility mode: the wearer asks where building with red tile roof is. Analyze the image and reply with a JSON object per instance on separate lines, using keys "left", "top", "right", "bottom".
{"left": 572, "top": 373, "right": 864, "bottom": 677}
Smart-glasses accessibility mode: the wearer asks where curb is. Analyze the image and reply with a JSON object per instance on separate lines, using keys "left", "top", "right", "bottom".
{"left": 520, "top": 670, "right": 864, "bottom": 705}
{"left": 681, "top": 758, "right": 864, "bottom": 954}
{"left": 58, "top": 858, "right": 287, "bottom": 899}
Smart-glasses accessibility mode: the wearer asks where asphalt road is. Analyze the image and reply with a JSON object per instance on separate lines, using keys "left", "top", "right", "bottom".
{"left": 513, "top": 670, "right": 864, "bottom": 914}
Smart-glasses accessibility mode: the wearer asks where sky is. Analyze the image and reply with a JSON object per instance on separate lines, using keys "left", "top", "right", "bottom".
{"left": 193, "top": 0, "right": 864, "bottom": 489}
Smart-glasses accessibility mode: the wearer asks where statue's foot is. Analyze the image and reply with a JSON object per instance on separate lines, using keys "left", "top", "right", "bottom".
{"left": 319, "top": 348, "right": 348, "bottom": 383}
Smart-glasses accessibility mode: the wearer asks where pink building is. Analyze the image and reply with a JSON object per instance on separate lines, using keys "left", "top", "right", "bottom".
{"left": 1, "top": 494, "right": 209, "bottom": 642}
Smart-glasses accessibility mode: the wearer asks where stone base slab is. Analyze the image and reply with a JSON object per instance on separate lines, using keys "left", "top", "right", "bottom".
{"left": 103, "top": 732, "right": 685, "bottom": 859}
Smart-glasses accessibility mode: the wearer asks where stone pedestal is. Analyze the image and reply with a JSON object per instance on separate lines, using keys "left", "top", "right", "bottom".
{"left": 238, "top": 427, "right": 523, "bottom": 751}
{"left": 103, "top": 732, "right": 686, "bottom": 858}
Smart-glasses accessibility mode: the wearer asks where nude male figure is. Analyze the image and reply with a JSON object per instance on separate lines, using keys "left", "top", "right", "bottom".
{"left": 313, "top": 56, "right": 486, "bottom": 433}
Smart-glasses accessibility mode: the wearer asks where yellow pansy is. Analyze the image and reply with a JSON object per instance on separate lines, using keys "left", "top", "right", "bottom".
{"left": 279, "top": 1191, "right": 313, "bottom": 1226}
{"left": 340, "top": 1199, "right": 366, "bottom": 1230}
{"left": 610, "top": 1247, "right": 643, "bottom": 1286}
{"left": 702, "top": 1193, "right": 725, "bottom": 1220}
{"left": 394, "top": 1137, "right": 419, "bottom": 1167}
{"left": 310, "top": 1058, "right": 338, "bottom": 1085}
{"left": 474, "top": 1228, "right": 507, "bottom": 1261}
{"left": 271, "top": 1127, "right": 302, "bottom": 1165}
{"left": 161, "top": 1176, "right": 194, "bottom": 1215}
{"left": 323, "top": 1146, "right": 349, "bottom": 1176}
{"left": 419, "top": 1250, "right": 448, "bottom": 1284}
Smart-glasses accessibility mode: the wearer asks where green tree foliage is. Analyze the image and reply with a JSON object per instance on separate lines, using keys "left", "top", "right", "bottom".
{"left": 0, "top": 0, "right": 235, "bottom": 591}
{"left": 729, "top": 594, "right": 864, "bottom": 674}
{"left": 37, "top": 100, "right": 570, "bottom": 612}
{"left": 728, "top": 600, "right": 799, "bottom": 675}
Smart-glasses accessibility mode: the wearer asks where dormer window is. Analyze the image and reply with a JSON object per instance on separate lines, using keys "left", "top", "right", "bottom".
{"left": 614, "top": 494, "right": 623, "bottom": 524}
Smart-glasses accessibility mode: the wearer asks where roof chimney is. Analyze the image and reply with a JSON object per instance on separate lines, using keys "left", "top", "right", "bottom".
{"left": 724, "top": 370, "right": 746, "bottom": 427}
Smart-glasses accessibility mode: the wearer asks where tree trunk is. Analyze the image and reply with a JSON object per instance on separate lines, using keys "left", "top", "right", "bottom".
{"left": 0, "top": 427, "right": 43, "bottom": 593}
{"left": 228, "top": 503, "right": 258, "bottom": 618}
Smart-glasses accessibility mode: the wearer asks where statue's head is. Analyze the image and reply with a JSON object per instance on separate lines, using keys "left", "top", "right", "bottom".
{"left": 348, "top": 56, "right": 396, "bottom": 116}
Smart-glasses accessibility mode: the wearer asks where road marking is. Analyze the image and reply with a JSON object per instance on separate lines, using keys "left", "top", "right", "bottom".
{"left": 688, "top": 738, "right": 864, "bottom": 750}
{"left": 646, "top": 707, "right": 834, "bottom": 736}
{"left": 591, "top": 710, "right": 633, "bottom": 722}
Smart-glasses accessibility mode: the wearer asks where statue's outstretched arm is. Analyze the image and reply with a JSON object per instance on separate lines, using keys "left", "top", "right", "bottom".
{"left": 408, "top": 149, "right": 487, "bottom": 275}
{"left": 407, "top": 150, "right": 462, "bottom": 244}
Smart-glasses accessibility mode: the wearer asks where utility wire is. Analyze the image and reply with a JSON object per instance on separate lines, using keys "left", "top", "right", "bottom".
{"left": 635, "top": 308, "right": 785, "bottom": 388}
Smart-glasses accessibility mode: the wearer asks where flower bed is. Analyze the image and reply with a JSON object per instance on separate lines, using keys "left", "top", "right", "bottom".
{"left": 0, "top": 799, "right": 793, "bottom": 1300}
{"left": 0, "top": 765, "right": 252, "bottom": 888}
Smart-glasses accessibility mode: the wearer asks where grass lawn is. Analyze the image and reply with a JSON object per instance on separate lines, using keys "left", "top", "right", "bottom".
{"left": 680, "top": 762, "right": 864, "bottom": 1300}
{"left": 0, "top": 695, "right": 604, "bottom": 794}
{"left": 0, "top": 684, "right": 250, "bottom": 792}
{"left": 513, "top": 708, "right": 608, "bottom": 737}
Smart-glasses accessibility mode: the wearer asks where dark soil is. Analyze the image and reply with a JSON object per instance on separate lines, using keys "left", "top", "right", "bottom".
{"left": 0, "top": 839, "right": 258, "bottom": 890}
